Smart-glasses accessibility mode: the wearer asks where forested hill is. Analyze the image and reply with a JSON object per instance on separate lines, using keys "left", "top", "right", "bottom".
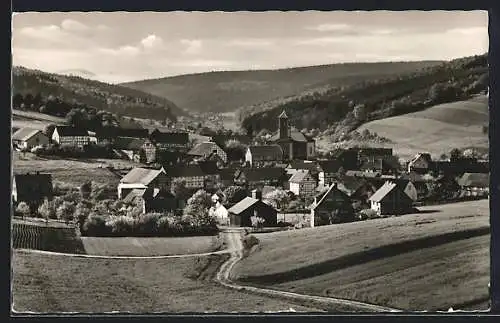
{"left": 120, "top": 61, "right": 443, "bottom": 114}
{"left": 239, "top": 54, "right": 488, "bottom": 139}
{"left": 12, "top": 66, "right": 188, "bottom": 122}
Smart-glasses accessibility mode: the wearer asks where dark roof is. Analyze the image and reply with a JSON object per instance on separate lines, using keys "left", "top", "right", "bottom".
{"left": 360, "top": 158, "right": 399, "bottom": 172}
{"left": 120, "top": 167, "right": 165, "bottom": 185}
{"left": 318, "top": 160, "right": 343, "bottom": 173}
{"left": 237, "top": 167, "right": 286, "bottom": 182}
{"left": 150, "top": 129, "right": 189, "bottom": 144}
{"left": 219, "top": 168, "right": 239, "bottom": 180}
{"left": 114, "top": 137, "right": 147, "bottom": 150}
{"left": 354, "top": 147, "right": 393, "bottom": 157}
{"left": 165, "top": 163, "right": 218, "bottom": 178}
{"left": 13, "top": 173, "right": 53, "bottom": 198}
{"left": 55, "top": 126, "right": 89, "bottom": 136}
{"left": 312, "top": 183, "right": 350, "bottom": 209}
{"left": 248, "top": 145, "right": 283, "bottom": 160}
{"left": 270, "top": 130, "right": 314, "bottom": 143}
{"left": 96, "top": 127, "right": 149, "bottom": 139}
{"left": 188, "top": 142, "right": 224, "bottom": 156}
{"left": 287, "top": 160, "right": 318, "bottom": 171}
{"left": 12, "top": 128, "right": 44, "bottom": 141}
{"left": 333, "top": 175, "right": 371, "bottom": 197}
{"left": 457, "top": 173, "right": 489, "bottom": 187}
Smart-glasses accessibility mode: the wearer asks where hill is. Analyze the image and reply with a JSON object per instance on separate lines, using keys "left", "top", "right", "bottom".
{"left": 355, "top": 95, "right": 489, "bottom": 159}
{"left": 121, "top": 61, "right": 443, "bottom": 114}
{"left": 240, "top": 54, "right": 488, "bottom": 140}
{"left": 12, "top": 66, "right": 188, "bottom": 122}
{"left": 232, "top": 200, "right": 490, "bottom": 311}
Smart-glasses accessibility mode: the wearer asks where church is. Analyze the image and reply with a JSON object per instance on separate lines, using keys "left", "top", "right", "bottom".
{"left": 270, "top": 110, "right": 316, "bottom": 161}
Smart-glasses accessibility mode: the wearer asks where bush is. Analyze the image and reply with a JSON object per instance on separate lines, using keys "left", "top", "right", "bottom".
{"left": 135, "top": 213, "right": 162, "bottom": 235}
{"left": 106, "top": 215, "right": 136, "bottom": 236}
{"left": 358, "top": 208, "right": 379, "bottom": 220}
{"left": 56, "top": 201, "right": 76, "bottom": 223}
{"left": 242, "top": 235, "right": 260, "bottom": 250}
{"left": 82, "top": 214, "right": 109, "bottom": 236}
{"left": 15, "top": 201, "right": 31, "bottom": 217}
{"left": 250, "top": 216, "right": 265, "bottom": 228}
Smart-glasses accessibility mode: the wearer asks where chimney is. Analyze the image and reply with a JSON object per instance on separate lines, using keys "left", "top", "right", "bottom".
{"left": 252, "top": 189, "right": 262, "bottom": 200}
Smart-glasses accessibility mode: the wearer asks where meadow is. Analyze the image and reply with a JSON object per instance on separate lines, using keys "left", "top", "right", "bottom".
{"left": 232, "top": 200, "right": 490, "bottom": 311}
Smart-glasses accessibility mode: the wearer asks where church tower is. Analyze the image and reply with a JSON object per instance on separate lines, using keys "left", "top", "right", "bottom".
{"left": 278, "top": 110, "right": 291, "bottom": 139}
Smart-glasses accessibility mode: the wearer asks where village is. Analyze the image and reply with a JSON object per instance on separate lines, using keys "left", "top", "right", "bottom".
{"left": 12, "top": 109, "right": 490, "bottom": 233}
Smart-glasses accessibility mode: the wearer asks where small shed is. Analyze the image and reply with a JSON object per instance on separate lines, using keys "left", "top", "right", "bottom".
{"left": 228, "top": 196, "right": 277, "bottom": 227}
{"left": 369, "top": 181, "right": 414, "bottom": 216}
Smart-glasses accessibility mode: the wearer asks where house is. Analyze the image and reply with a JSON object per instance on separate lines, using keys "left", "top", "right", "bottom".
{"left": 352, "top": 147, "right": 393, "bottom": 164}
{"left": 112, "top": 137, "right": 149, "bottom": 162}
{"left": 317, "top": 160, "right": 344, "bottom": 186}
{"left": 407, "top": 153, "right": 433, "bottom": 173}
{"left": 286, "top": 160, "right": 319, "bottom": 177}
{"left": 209, "top": 193, "right": 230, "bottom": 225}
{"left": 270, "top": 110, "right": 316, "bottom": 160}
{"left": 234, "top": 167, "right": 287, "bottom": 190}
{"left": 456, "top": 172, "right": 489, "bottom": 197}
{"left": 288, "top": 170, "right": 317, "bottom": 197}
{"left": 122, "top": 187, "right": 177, "bottom": 214}
{"left": 399, "top": 172, "right": 431, "bottom": 201}
{"left": 95, "top": 127, "right": 150, "bottom": 145}
{"left": 310, "top": 183, "right": 354, "bottom": 227}
{"left": 12, "top": 128, "right": 49, "bottom": 150}
{"left": 359, "top": 158, "right": 400, "bottom": 175}
{"left": 432, "top": 157, "right": 489, "bottom": 176}
{"left": 334, "top": 175, "right": 377, "bottom": 210}
{"left": 368, "top": 181, "right": 414, "bottom": 216}
{"left": 165, "top": 163, "right": 220, "bottom": 190}
{"left": 330, "top": 149, "right": 360, "bottom": 169}
{"left": 118, "top": 167, "right": 169, "bottom": 199}
{"left": 245, "top": 145, "right": 283, "bottom": 167}
{"left": 51, "top": 126, "right": 91, "bottom": 147}
{"left": 149, "top": 129, "right": 189, "bottom": 152}
{"left": 12, "top": 172, "right": 53, "bottom": 213}
{"left": 228, "top": 190, "right": 278, "bottom": 227}
{"left": 188, "top": 141, "right": 228, "bottom": 164}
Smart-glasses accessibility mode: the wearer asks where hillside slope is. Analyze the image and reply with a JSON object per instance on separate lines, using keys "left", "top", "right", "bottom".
{"left": 121, "top": 61, "right": 443, "bottom": 114}
{"left": 356, "top": 95, "right": 488, "bottom": 159}
{"left": 240, "top": 54, "right": 488, "bottom": 139}
{"left": 12, "top": 66, "right": 188, "bottom": 121}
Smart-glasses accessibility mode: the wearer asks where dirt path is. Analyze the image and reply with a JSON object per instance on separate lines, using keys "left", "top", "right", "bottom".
{"left": 215, "top": 229, "right": 401, "bottom": 313}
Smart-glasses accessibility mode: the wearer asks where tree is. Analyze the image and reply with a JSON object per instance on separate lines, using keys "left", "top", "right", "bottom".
{"left": 183, "top": 189, "right": 213, "bottom": 226}
{"left": 440, "top": 153, "right": 448, "bottom": 161}
{"left": 172, "top": 178, "right": 189, "bottom": 201}
{"left": 225, "top": 139, "right": 247, "bottom": 161}
{"left": 75, "top": 201, "right": 92, "bottom": 231}
{"left": 80, "top": 181, "right": 92, "bottom": 199}
{"left": 264, "top": 188, "right": 290, "bottom": 211}
{"left": 353, "top": 104, "right": 367, "bottom": 121}
{"left": 223, "top": 186, "right": 248, "bottom": 205}
{"left": 16, "top": 202, "right": 31, "bottom": 218}
{"left": 56, "top": 201, "right": 76, "bottom": 223}
{"left": 38, "top": 198, "right": 56, "bottom": 219}
{"left": 43, "top": 124, "right": 56, "bottom": 139}
{"left": 449, "top": 148, "right": 463, "bottom": 160}
{"left": 66, "top": 108, "right": 87, "bottom": 127}
{"left": 13, "top": 93, "right": 23, "bottom": 108}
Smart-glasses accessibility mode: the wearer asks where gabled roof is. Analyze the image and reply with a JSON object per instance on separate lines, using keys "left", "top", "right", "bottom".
{"left": 270, "top": 131, "right": 314, "bottom": 143}
{"left": 13, "top": 173, "right": 53, "bottom": 197}
{"left": 334, "top": 175, "right": 371, "bottom": 197}
{"left": 12, "top": 128, "right": 44, "bottom": 141}
{"left": 188, "top": 142, "right": 224, "bottom": 156}
{"left": 409, "top": 153, "right": 432, "bottom": 164}
{"left": 114, "top": 137, "right": 147, "bottom": 150}
{"left": 312, "top": 183, "right": 349, "bottom": 210}
{"left": 237, "top": 167, "right": 286, "bottom": 182}
{"left": 368, "top": 181, "right": 398, "bottom": 202}
{"left": 165, "top": 163, "right": 218, "bottom": 178}
{"left": 54, "top": 126, "right": 89, "bottom": 136}
{"left": 228, "top": 197, "right": 260, "bottom": 215}
{"left": 457, "top": 172, "right": 489, "bottom": 187}
{"left": 120, "top": 167, "right": 165, "bottom": 185}
{"left": 278, "top": 110, "right": 288, "bottom": 119}
{"left": 219, "top": 167, "right": 239, "bottom": 180}
{"left": 247, "top": 145, "right": 283, "bottom": 160}
{"left": 96, "top": 127, "right": 149, "bottom": 139}
{"left": 289, "top": 170, "right": 313, "bottom": 183}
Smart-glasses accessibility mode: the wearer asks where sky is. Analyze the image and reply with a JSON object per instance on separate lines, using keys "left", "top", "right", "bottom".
{"left": 12, "top": 11, "right": 488, "bottom": 84}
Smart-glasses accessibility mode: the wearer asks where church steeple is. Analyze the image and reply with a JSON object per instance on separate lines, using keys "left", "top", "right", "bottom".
{"left": 278, "top": 110, "right": 290, "bottom": 139}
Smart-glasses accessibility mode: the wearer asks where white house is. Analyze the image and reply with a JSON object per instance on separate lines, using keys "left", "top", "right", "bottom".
{"left": 209, "top": 193, "right": 229, "bottom": 225}
{"left": 12, "top": 128, "right": 49, "bottom": 150}
{"left": 288, "top": 170, "right": 317, "bottom": 197}
{"left": 118, "top": 167, "right": 168, "bottom": 199}
{"left": 52, "top": 126, "right": 91, "bottom": 147}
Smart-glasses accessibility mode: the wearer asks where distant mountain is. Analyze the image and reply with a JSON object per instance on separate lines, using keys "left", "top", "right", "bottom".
{"left": 239, "top": 54, "right": 488, "bottom": 139}
{"left": 57, "top": 69, "right": 97, "bottom": 79}
{"left": 12, "top": 66, "right": 188, "bottom": 122}
{"left": 120, "top": 61, "right": 444, "bottom": 114}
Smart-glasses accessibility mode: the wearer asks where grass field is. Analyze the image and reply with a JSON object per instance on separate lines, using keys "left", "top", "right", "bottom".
{"left": 356, "top": 96, "right": 489, "bottom": 159}
{"left": 12, "top": 110, "right": 67, "bottom": 131}
{"left": 12, "top": 251, "right": 318, "bottom": 313}
{"left": 12, "top": 151, "right": 138, "bottom": 187}
{"left": 80, "top": 236, "right": 221, "bottom": 256}
{"left": 232, "top": 200, "right": 490, "bottom": 311}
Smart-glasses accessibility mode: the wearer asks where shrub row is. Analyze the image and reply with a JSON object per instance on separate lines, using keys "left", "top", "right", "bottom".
{"left": 81, "top": 213, "right": 219, "bottom": 237}
{"left": 34, "top": 143, "right": 115, "bottom": 159}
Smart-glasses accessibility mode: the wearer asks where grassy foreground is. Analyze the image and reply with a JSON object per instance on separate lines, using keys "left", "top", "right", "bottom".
{"left": 11, "top": 251, "right": 318, "bottom": 313}
{"left": 232, "top": 200, "right": 490, "bottom": 311}
{"left": 81, "top": 236, "right": 221, "bottom": 256}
